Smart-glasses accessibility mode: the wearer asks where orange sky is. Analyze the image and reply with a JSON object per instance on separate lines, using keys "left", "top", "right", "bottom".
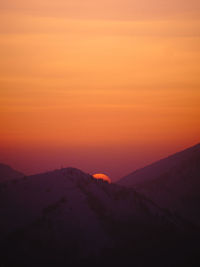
{"left": 0, "top": 0, "right": 200, "bottom": 180}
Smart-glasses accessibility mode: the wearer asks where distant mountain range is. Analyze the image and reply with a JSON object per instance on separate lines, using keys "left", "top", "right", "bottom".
{"left": 118, "top": 143, "right": 200, "bottom": 226}
{"left": 0, "top": 144, "right": 200, "bottom": 266}
{"left": 0, "top": 163, "right": 24, "bottom": 182}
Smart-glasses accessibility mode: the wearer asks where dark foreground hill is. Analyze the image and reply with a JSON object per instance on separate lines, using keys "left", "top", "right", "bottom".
{"left": 0, "top": 166, "right": 200, "bottom": 266}
{"left": 118, "top": 143, "right": 200, "bottom": 227}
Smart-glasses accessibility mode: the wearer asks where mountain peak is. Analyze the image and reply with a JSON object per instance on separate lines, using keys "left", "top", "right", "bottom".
{"left": 118, "top": 142, "right": 200, "bottom": 226}
{"left": 61, "top": 167, "right": 89, "bottom": 176}
{"left": 118, "top": 142, "right": 200, "bottom": 187}
{"left": 0, "top": 163, "right": 24, "bottom": 182}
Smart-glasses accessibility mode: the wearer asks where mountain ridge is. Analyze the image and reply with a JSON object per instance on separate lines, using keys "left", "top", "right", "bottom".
{"left": 0, "top": 163, "right": 24, "bottom": 182}
{"left": 118, "top": 143, "right": 200, "bottom": 226}
{"left": 118, "top": 143, "right": 200, "bottom": 186}
{"left": 1, "top": 165, "right": 198, "bottom": 266}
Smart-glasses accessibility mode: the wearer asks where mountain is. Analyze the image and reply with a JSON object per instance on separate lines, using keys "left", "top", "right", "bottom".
{"left": 1, "top": 167, "right": 199, "bottom": 266}
{"left": 0, "top": 163, "right": 24, "bottom": 182}
{"left": 118, "top": 143, "right": 200, "bottom": 226}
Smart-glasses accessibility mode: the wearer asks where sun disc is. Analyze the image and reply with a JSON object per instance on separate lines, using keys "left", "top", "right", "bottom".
{"left": 92, "top": 173, "right": 111, "bottom": 183}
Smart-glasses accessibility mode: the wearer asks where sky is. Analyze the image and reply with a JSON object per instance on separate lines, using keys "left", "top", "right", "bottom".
{"left": 0, "top": 0, "right": 200, "bottom": 181}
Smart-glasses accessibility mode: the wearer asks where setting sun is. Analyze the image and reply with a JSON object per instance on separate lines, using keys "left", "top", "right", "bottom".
{"left": 92, "top": 173, "right": 111, "bottom": 183}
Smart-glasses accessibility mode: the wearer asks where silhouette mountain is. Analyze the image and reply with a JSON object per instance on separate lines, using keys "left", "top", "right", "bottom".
{"left": 1, "top": 165, "right": 200, "bottom": 266}
{"left": 0, "top": 163, "right": 24, "bottom": 182}
{"left": 118, "top": 143, "right": 200, "bottom": 226}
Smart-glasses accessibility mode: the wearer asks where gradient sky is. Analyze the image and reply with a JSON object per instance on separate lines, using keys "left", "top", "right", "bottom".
{"left": 0, "top": 0, "right": 200, "bottom": 180}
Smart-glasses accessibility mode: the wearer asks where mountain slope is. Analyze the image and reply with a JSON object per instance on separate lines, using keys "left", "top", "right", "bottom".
{"left": 118, "top": 143, "right": 200, "bottom": 226}
{"left": 1, "top": 167, "right": 198, "bottom": 266}
{"left": 0, "top": 163, "right": 24, "bottom": 182}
